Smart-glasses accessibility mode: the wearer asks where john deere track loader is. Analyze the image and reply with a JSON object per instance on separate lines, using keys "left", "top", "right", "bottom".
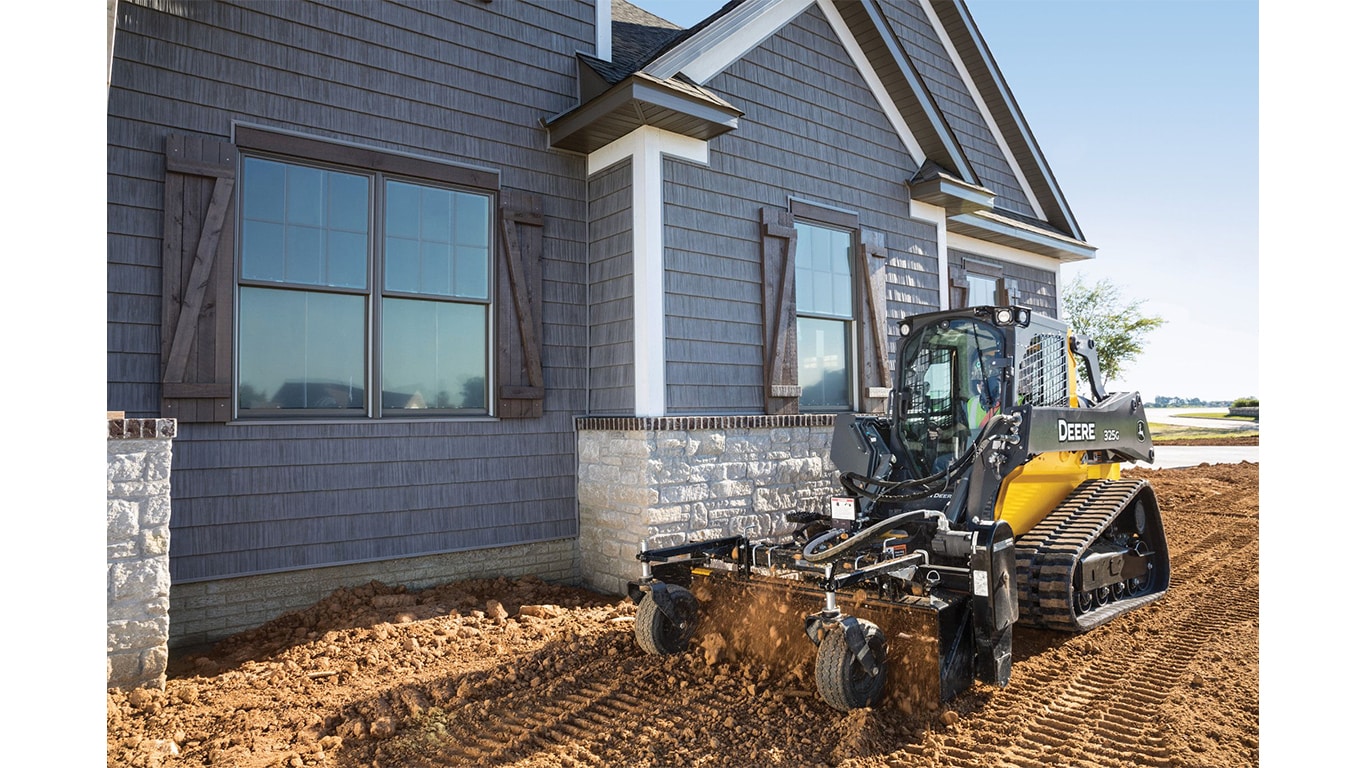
{"left": 627, "top": 305, "right": 1170, "bottom": 711}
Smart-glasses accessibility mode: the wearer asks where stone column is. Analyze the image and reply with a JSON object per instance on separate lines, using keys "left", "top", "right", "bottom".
{"left": 107, "top": 414, "right": 176, "bottom": 691}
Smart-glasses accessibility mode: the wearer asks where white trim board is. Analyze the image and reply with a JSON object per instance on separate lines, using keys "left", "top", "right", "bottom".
{"left": 947, "top": 231, "right": 1061, "bottom": 273}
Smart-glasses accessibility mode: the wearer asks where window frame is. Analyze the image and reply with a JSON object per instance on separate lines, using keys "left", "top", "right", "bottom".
{"left": 790, "top": 200, "right": 861, "bottom": 413}
{"left": 231, "top": 127, "right": 500, "bottom": 421}
{"left": 952, "top": 256, "right": 1015, "bottom": 309}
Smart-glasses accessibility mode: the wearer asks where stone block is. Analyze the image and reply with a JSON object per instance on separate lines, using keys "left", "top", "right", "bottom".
{"left": 141, "top": 495, "right": 171, "bottom": 526}
{"left": 694, "top": 433, "right": 725, "bottom": 456}
{"left": 110, "top": 560, "right": 170, "bottom": 603}
{"left": 709, "top": 479, "right": 754, "bottom": 499}
{"left": 647, "top": 506, "right": 690, "bottom": 526}
{"left": 661, "top": 483, "right": 710, "bottom": 504}
{"left": 107, "top": 499, "right": 139, "bottom": 540}
{"left": 141, "top": 528, "right": 170, "bottom": 556}
{"left": 107, "top": 452, "right": 144, "bottom": 484}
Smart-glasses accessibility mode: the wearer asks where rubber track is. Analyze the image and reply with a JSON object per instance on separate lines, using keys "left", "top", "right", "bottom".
{"left": 1014, "top": 478, "right": 1164, "bottom": 632}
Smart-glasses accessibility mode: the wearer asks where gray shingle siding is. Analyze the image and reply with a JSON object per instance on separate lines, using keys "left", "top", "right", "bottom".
{"left": 879, "top": 1, "right": 1033, "bottom": 217}
{"left": 588, "top": 158, "right": 636, "bottom": 414}
{"left": 661, "top": 5, "right": 937, "bottom": 413}
{"left": 108, "top": 0, "right": 593, "bottom": 583}
{"left": 887, "top": 216, "right": 941, "bottom": 324}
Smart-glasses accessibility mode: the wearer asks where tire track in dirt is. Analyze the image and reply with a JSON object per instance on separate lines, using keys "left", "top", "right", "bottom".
{"left": 888, "top": 513, "right": 1257, "bottom": 768}
{"left": 374, "top": 634, "right": 710, "bottom": 768}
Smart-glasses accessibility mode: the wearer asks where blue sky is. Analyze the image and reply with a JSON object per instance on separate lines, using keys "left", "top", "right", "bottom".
{"left": 632, "top": 0, "right": 1258, "bottom": 403}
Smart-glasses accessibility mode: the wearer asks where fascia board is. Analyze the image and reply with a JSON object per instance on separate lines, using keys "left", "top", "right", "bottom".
{"left": 818, "top": 0, "right": 926, "bottom": 165}
{"left": 642, "top": 0, "right": 816, "bottom": 83}
{"left": 949, "top": 210, "right": 1096, "bottom": 263}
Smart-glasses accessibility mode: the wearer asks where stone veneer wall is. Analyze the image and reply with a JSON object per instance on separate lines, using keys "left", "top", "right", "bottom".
{"left": 576, "top": 415, "right": 839, "bottom": 595}
{"left": 108, "top": 416, "right": 177, "bottom": 690}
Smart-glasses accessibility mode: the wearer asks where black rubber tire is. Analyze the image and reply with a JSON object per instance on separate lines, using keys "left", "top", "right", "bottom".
{"left": 634, "top": 584, "right": 700, "bottom": 655}
{"left": 815, "top": 619, "right": 888, "bottom": 711}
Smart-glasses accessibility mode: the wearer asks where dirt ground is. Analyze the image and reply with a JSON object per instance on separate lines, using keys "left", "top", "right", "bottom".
{"left": 108, "top": 461, "right": 1258, "bottom": 768}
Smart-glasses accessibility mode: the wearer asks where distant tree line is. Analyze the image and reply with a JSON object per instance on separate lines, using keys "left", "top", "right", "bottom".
{"left": 1151, "top": 395, "right": 1233, "bottom": 408}
{"left": 1148, "top": 395, "right": 1258, "bottom": 408}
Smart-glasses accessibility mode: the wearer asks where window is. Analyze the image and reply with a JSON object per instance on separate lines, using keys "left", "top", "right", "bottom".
{"left": 236, "top": 155, "right": 493, "bottom": 418}
{"left": 966, "top": 272, "right": 998, "bottom": 306}
{"left": 794, "top": 221, "right": 855, "bottom": 410}
{"left": 760, "top": 202, "right": 884, "bottom": 416}
{"left": 951, "top": 257, "right": 1014, "bottom": 309}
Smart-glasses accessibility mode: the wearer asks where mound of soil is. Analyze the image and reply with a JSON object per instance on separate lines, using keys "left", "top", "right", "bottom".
{"left": 107, "top": 462, "right": 1259, "bottom": 768}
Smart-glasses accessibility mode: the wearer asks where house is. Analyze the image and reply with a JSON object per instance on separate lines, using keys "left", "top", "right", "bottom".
{"left": 107, "top": 0, "right": 1096, "bottom": 649}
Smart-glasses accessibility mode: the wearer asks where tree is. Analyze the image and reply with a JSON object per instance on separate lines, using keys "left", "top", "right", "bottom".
{"left": 1059, "top": 276, "right": 1165, "bottom": 385}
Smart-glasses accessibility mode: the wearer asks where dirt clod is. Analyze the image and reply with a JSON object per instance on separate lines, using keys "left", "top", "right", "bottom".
{"left": 107, "top": 464, "right": 1258, "bottom": 768}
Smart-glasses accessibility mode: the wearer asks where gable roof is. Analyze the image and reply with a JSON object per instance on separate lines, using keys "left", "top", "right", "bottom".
{"left": 548, "top": 0, "right": 1091, "bottom": 256}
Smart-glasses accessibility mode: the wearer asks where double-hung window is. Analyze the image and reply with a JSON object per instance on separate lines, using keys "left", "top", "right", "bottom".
{"left": 794, "top": 220, "right": 855, "bottom": 410}
{"left": 236, "top": 155, "right": 493, "bottom": 418}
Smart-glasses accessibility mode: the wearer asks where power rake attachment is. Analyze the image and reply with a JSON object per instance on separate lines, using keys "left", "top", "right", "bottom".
{"left": 626, "top": 505, "right": 1019, "bottom": 712}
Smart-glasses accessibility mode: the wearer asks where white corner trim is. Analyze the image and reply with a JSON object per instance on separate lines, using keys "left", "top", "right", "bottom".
{"left": 910, "top": 201, "right": 950, "bottom": 310}
{"left": 918, "top": 0, "right": 1044, "bottom": 220}
{"left": 947, "top": 231, "right": 1062, "bottom": 273}
{"left": 818, "top": 0, "right": 926, "bottom": 166}
{"left": 588, "top": 127, "right": 710, "bottom": 417}
{"left": 645, "top": 0, "right": 815, "bottom": 83}
{"left": 596, "top": 0, "right": 612, "bottom": 62}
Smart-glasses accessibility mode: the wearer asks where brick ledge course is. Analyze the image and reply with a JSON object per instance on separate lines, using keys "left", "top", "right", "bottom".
{"left": 575, "top": 414, "right": 837, "bottom": 431}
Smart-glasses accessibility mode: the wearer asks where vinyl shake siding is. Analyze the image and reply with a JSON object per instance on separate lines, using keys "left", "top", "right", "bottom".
{"left": 588, "top": 157, "right": 636, "bottom": 414}
{"left": 661, "top": 4, "right": 938, "bottom": 414}
{"left": 107, "top": 0, "right": 594, "bottom": 582}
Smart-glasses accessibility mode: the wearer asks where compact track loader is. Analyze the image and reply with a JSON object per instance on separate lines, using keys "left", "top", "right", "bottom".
{"left": 627, "top": 305, "right": 1170, "bottom": 711}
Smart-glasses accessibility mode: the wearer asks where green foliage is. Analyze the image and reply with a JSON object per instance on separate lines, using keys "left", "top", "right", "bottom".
{"left": 1060, "top": 276, "right": 1165, "bottom": 384}
{"left": 1231, "top": 396, "right": 1259, "bottom": 408}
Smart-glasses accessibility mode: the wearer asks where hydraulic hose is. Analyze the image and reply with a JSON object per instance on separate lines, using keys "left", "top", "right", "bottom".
{"left": 838, "top": 412, "right": 1014, "bottom": 504}
{"left": 801, "top": 508, "right": 933, "bottom": 564}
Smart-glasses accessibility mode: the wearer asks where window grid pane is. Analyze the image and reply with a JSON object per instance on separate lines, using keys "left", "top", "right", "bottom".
{"left": 240, "top": 157, "right": 369, "bottom": 290}
{"left": 384, "top": 180, "right": 490, "bottom": 300}
{"left": 237, "top": 286, "right": 366, "bottom": 413}
{"left": 967, "top": 274, "right": 997, "bottom": 306}
{"left": 797, "top": 317, "right": 851, "bottom": 409}
{"left": 382, "top": 298, "right": 488, "bottom": 412}
{"left": 795, "top": 222, "right": 852, "bottom": 318}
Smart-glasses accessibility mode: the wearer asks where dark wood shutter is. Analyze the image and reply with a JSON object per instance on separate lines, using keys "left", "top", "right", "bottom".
{"left": 857, "top": 230, "right": 890, "bottom": 412}
{"left": 161, "top": 134, "right": 236, "bottom": 422}
{"left": 760, "top": 207, "right": 800, "bottom": 415}
{"left": 948, "top": 264, "right": 968, "bottom": 309}
{"left": 496, "top": 189, "right": 545, "bottom": 418}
